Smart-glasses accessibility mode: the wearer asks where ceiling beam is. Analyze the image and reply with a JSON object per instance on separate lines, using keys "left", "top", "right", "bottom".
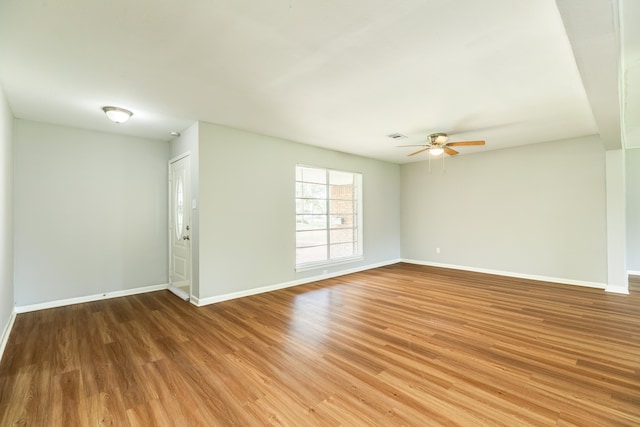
{"left": 555, "top": 0, "right": 622, "bottom": 150}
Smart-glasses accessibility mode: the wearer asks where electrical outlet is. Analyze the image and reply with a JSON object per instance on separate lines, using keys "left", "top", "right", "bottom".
{"left": 435, "top": 247, "right": 441, "bottom": 254}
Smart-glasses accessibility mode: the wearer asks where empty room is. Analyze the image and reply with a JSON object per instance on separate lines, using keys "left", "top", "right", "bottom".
{"left": 1, "top": 0, "right": 639, "bottom": 425}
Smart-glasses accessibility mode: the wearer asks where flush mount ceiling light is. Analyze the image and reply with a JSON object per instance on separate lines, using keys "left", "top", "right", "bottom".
{"left": 102, "top": 106, "right": 133, "bottom": 123}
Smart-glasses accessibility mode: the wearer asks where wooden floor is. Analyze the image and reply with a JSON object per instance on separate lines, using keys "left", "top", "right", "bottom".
{"left": 1, "top": 263, "right": 639, "bottom": 426}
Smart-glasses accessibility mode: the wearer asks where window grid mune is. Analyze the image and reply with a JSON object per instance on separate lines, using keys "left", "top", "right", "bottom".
{"left": 296, "top": 165, "right": 362, "bottom": 268}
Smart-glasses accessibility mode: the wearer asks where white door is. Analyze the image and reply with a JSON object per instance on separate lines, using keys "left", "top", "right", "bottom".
{"left": 169, "top": 155, "right": 191, "bottom": 300}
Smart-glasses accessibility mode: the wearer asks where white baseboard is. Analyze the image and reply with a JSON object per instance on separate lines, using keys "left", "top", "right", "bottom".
{"left": 628, "top": 270, "right": 640, "bottom": 276}
{"left": 401, "top": 259, "right": 607, "bottom": 290}
{"left": 14, "top": 283, "right": 169, "bottom": 314}
{"left": 195, "top": 259, "right": 401, "bottom": 307}
{"left": 0, "top": 310, "right": 16, "bottom": 363}
{"left": 605, "top": 285, "right": 630, "bottom": 295}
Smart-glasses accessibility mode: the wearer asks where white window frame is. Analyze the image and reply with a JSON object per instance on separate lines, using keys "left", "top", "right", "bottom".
{"left": 295, "top": 164, "right": 363, "bottom": 271}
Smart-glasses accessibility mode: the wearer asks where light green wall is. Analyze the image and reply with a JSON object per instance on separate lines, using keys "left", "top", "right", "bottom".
{"left": 401, "top": 135, "right": 608, "bottom": 284}
{"left": 197, "top": 122, "right": 401, "bottom": 299}
{"left": 8, "top": 115, "right": 633, "bottom": 307}
{"left": 14, "top": 120, "right": 169, "bottom": 305}
{"left": 627, "top": 148, "right": 640, "bottom": 272}
{"left": 0, "top": 82, "right": 14, "bottom": 355}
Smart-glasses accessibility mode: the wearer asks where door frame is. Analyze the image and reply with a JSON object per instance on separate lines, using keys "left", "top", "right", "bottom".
{"left": 168, "top": 152, "right": 192, "bottom": 301}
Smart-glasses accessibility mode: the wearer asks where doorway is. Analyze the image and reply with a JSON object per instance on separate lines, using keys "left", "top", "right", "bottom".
{"left": 168, "top": 154, "right": 191, "bottom": 301}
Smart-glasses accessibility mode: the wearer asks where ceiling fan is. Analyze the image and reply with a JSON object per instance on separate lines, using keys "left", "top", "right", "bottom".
{"left": 401, "top": 133, "right": 485, "bottom": 157}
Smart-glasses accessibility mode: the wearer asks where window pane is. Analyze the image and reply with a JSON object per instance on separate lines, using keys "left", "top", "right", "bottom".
{"left": 330, "top": 214, "right": 353, "bottom": 229}
{"left": 329, "top": 215, "right": 344, "bottom": 226}
{"left": 296, "top": 165, "right": 361, "bottom": 268}
{"left": 329, "top": 170, "right": 353, "bottom": 185}
{"left": 296, "top": 215, "right": 327, "bottom": 231}
{"left": 330, "top": 243, "right": 355, "bottom": 259}
{"left": 330, "top": 228, "right": 353, "bottom": 244}
{"left": 330, "top": 199, "right": 354, "bottom": 215}
{"left": 301, "top": 167, "right": 326, "bottom": 184}
{"left": 329, "top": 184, "right": 354, "bottom": 200}
{"left": 298, "top": 199, "right": 326, "bottom": 215}
{"left": 296, "top": 230, "right": 327, "bottom": 248}
{"left": 296, "top": 246, "right": 327, "bottom": 264}
{"left": 300, "top": 182, "right": 326, "bottom": 199}
{"left": 175, "top": 175, "right": 184, "bottom": 239}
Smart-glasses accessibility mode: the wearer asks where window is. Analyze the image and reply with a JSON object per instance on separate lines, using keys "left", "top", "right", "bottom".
{"left": 175, "top": 175, "right": 184, "bottom": 239}
{"left": 296, "top": 165, "right": 363, "bottom": 269}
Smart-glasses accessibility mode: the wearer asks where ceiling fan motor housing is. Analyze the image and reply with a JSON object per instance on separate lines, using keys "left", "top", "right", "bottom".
{"left": 430, "top": 133, "right": 449, "bottom": 144}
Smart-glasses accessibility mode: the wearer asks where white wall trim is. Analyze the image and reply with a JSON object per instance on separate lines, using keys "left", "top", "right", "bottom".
{"left": 195, "top": 259, "right": 401, "bottom": 307}
{"left": 605, "top": 150, "right": 628, "bottom": 292}
{"left": 0, "top": 310, "right": 17, "bottom": 363}
{"left": 401, "top": 259, "right": 607, "bottom": 290}
{"left": 605, "top": 285, "right": 630, "bottom": 295}
{"left": 15, "top": 283, "right": 169, "bottom": 313}
{"left": 628, "top": 270, "right": 640, "bottom": 276}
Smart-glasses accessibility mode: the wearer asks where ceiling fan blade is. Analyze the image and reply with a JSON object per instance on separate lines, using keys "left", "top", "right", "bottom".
{"left": 408, "top": 147, "right": 429, "bottom": 156}
{"left": 444, "top": 146, "right": 459, "bottom": 156}
{"left": 446, "top": 140, "right": 485, "bottom": 146}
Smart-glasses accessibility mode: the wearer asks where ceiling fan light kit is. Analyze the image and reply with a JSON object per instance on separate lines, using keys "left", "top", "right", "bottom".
{"left": 395, "top": 131, "right": 487, "bottom": 172}
{"left": 399, "top": 132, "right": 486, "bottom": 159}
{"left": 432, "top": 133, "right": 449, "bottom": 144}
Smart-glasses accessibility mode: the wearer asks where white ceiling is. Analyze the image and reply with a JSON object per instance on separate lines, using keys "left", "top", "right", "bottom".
{"left": 0, "top": 0, "right": 633, "bottom": 163}
{"left": 621, "top": 0, "right": 640, "bottom": 149}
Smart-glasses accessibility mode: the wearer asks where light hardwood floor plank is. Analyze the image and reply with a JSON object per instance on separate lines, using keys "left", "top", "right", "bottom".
{"left": 1, "top": 263, "right": 639, "bottom": 426}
